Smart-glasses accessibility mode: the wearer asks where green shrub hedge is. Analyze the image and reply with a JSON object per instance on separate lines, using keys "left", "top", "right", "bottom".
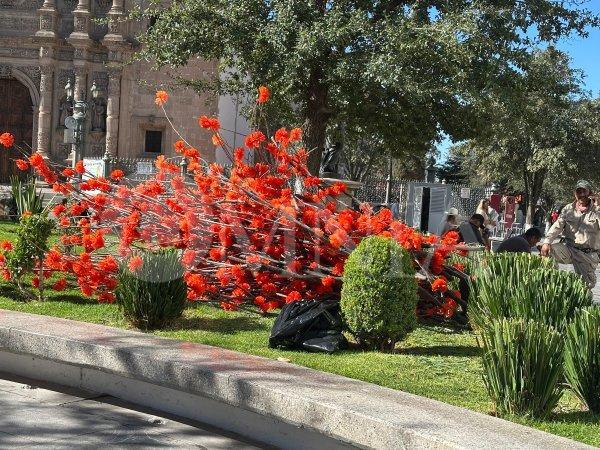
{"left": 116, "top": 248, "right": 187, "bottom": 330}
{"left": 480, "top": 318, "right": 564, "bottom": 418}
{"left": 564, "top": 306, "right": 600, "bottom": 413}
{"left": 340, "top": 236, "right": 418, "bottom": 351}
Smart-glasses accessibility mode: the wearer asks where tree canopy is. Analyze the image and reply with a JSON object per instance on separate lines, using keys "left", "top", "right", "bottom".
{"left": 136, "top": 0, "right": 598, "bottom": 174}
{"left": 455, "top": 47, "right": 600, "bottom": 222}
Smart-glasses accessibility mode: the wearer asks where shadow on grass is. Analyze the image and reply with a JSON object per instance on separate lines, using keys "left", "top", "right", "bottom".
{"left": 549, "top": 410, "right": 600, "bottom": 425}
{"left": 0, "top": 282, "right": 92, "bottom": 305}
{"left": 399, "top": 345, "right": 481, "bottom": 357}
{"left": 165, "top": 315, "right": 270, "bottom": 334}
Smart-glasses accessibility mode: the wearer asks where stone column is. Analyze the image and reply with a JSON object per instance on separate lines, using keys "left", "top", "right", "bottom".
{"left": 104, "top": 0, "right": 124, "bottom": 42}
{"left": 105, "top": 68, "right": 121, "bottom": 156}
{"left": 35, "top": 0, "right": 58, "bottom": 39}
{"left": 73, "top": 65, "right": 87, "bottom": 101}
{"left": 36, "top": 64, "right": 54, "bottom": 159}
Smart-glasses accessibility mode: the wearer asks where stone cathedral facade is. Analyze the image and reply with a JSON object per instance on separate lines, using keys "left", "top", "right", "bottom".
{"left": 0, "top": 0, "right": 217, "bottom": 183}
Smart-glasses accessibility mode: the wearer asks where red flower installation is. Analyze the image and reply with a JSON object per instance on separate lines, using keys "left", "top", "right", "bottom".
{"left": 0, "top": 88, "right": 465, "bottom": 323}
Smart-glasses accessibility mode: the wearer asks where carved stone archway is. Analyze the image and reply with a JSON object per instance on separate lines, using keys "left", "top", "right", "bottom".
{"left": 0, "top": 64, "right": 40, "bottom": 151}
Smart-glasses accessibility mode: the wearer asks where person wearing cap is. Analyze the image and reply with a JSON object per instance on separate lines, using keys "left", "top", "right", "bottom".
{"left": 441, "top": 207, "right": 460, "bottom": 236}
{"left": 458, "top": 214, "right": 486, "bottom": 246}
{"left": 540, "top": 180, "right": 600, "bottom": 288}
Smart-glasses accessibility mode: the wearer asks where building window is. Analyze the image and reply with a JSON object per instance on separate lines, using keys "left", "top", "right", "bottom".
{"left": 144, "top": 130, "right": 162, "bottom": 153}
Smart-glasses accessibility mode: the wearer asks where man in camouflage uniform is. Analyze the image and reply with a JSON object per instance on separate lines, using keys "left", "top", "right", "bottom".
{"left": 541, "top": 180, "right": 600, "bottom": 288}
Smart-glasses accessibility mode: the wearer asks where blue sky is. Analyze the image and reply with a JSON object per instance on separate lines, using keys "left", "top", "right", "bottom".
{"left": 437, "top": 3, "right": 600, "bottom": 161}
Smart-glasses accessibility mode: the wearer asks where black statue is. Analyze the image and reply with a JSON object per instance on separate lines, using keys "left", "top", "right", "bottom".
{"left": 319, "top": 141, "right": 342, "bottom": 178}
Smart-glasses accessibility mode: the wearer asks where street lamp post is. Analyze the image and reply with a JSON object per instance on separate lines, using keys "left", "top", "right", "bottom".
{"left": 64, "top": 79, "right": 99, "bottom": 171}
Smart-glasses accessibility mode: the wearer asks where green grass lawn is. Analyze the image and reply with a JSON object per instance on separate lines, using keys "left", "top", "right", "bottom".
{"left": 0, "top": 220, "right": 598, "bottom": 446}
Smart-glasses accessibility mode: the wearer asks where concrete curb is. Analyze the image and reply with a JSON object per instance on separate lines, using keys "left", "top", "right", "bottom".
{"left": 0, "top": 310, "right": 593, "bottom": 449}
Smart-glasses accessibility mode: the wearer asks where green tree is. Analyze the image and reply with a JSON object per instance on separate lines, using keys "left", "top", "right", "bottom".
{"left": 137, "top": 1, "right": 597, "bottom": 174}
{"left": 456, "top": 48, "right": 600, "bottom": 223}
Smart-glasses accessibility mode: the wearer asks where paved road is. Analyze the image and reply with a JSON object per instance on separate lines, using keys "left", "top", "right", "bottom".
{"left": 0, "top": 373, "right": 262, "bottom": 449}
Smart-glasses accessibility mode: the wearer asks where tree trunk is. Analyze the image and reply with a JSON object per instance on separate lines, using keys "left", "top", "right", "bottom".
{"left": 525, "top": 170, "right": 545, "bottom": 226}
{"left": 304, "top": 66, "right": 331, "bottom": 175}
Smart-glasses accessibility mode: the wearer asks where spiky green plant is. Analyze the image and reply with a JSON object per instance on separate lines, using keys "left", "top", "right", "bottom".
{"left": 116, "top": 248, "right": 187, "bottom": 330}
{"left": 564, "top": 307, "right": 600, "bottom": 413}
{"left": 512, "top": 269, "right": 590, "bottom": 331}
{"left": 10, "top": 176, "right": 44, "bottom": 217}
{"left": 480, "top": 318, "right": 564, "bottom": 418}
{"left": 469, "top": 253, "right": 557, "bottom": 329}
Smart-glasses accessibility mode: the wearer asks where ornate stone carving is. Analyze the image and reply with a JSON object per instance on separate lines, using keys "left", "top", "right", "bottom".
{"left": 0, "top": 17, "right": 38, "bottom": 33}
{"left": 95, "top": 0, "right": 109, "bottom": 10}
{"left": 17, "top": 65, "right": 41, "bottom": 88}
{"left": 39, "top": 13, "right": 52, "bottom": 30}
{"left": 73, "top": 15, "right": 86, "bottom": 32}
{"left": 0, "top": 64, "right": 12, "bottom": 78}
{"left": 58, "top": 68, "right": 74, "bottom": 89}
{"left": 0, "top": 0, "right": 43, "bottom": 10}
{"left": 73, "top": 47, "right": 85, "bottom": 59}
{"left": 0, "top": 48, "right": 39, "bottom": 59}
{"left": 91, "top": 71, "right": 107, "bottom": 89}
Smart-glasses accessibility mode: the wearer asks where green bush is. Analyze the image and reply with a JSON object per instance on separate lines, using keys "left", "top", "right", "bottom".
{"left": 116, "top": 248, "right": 187, "bottom": 330}
{"left": 564, "top": 307, "right": 600, "bottom": 413}
{"left": 4, "top": 213, "right": 54, "bottom": 299}
{"left": 469, "top": 253, "right": 581, "bottom": 330}
{"left": 340, "top": 236, "right": 418, "bottom": 351}
{"left": 10, "top": 176, "right": 44, "bottom": 217}
{"left": 480, "top": 318, "right": 564, "bottom": 418}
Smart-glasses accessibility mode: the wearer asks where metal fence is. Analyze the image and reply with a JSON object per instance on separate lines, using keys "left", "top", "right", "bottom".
{"left": 83, "top": 155, "right": 192, "bottom": 183}
{"left": 356, "top": 177, "right": 493, "bottom": 222}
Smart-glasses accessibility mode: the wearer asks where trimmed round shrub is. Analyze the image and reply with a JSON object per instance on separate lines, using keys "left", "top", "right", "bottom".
{"left": 340, "top": 236, "right": 418, "bottom": 351}
{"left": 116, "top": 248, "right": 187, "bottom": 330}
{"left": 564, "top": 306, "right": 600, "bottom": 413}
{"left": 469, "top": 253, "right": 587, "bottom": 330}
{"left": 480, "top": 318, "right": 564, "bottom": 418}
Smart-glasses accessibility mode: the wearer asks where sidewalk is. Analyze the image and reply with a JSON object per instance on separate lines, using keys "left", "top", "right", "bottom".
{"left": 0, "top": 373, "right": 261, "bottom": 449}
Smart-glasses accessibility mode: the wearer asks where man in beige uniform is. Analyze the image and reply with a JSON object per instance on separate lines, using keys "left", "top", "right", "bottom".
{"left": 541, "top": 180, "right": 600, "bottom": 288}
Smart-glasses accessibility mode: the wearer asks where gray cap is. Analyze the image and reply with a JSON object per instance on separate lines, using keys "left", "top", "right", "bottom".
{"left": 576, "top": 180, "right": 593, "bottom": 191}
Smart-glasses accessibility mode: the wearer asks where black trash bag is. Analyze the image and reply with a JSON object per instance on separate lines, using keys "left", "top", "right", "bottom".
{"left": 269, "top": 299, "right": 348, "bottom": 354}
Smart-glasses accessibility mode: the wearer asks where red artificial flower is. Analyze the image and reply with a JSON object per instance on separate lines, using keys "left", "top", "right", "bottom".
{"left": 15, "top": 159, "right": 29, "bottom": 170}
{"left": 431, "top": 277, "right": 448, "bottom": 293}
{"left": 62, "top": 167, "right": 75, "bottom": 177}
{"left": 128, "top": 256, "right": 143, "bottom": 272}
{"left": 257, "top": 85, "right": 270, "bottom": 104}
{"left": 0, "top": 132, "right": 15, "bottom": 148}
{"left": 289, "top": 128, "right": 302, "bottom": 142}
{"left": 244, "top": 131, "right": 266, "bottom": 149}
{"left": 28, "top": 152, "right": 43, "bottom": 167}
{"left": 198, "top": 116, "right": 220, "bottom": 132}
{"left": 1, "top": 240, "right": 13, "bottom": 251}
{"left": 155, "top": 90, "right": 169, "bottom": 106}
{"left": 52, "top": 204, "right": 66, "bottom": 217}
{"left": 110, "top": 169, "right": 124, "bottom": 180}
{"left": 53, "top": 278, "right": 67, "bottom": 291}
{"left": 75, "top": 160, "right": 85, "bottom": 174}
{"left": 285, "top": 290, "right": 302, "bottom": 303}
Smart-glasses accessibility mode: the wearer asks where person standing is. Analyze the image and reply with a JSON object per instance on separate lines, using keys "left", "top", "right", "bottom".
{"left": 441, "top": 207, "right": 459, "bottom": 236}
{"left": 540, "top": 180, "right": 600, "bottom": 288}
{"left": 496, "top": 228, "right": 542, "bottom": 254}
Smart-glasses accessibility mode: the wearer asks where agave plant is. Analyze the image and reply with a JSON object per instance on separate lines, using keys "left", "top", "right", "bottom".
{"left": 480, "top": 318, "right": 564, "bottom": 418}
{"left": 116, "top": 248, "right": 187, "bottom": 330}
{"left": 10, "top": 176, "right": 44, "bottom": 217}
{"left": 564, "top": 307, "right": 600, "bottom": 413}
{"left": 469, "top": 253, "right": 555, "bottom": 329}
{"left": 512, "top": 269, "right": 591, "bottom": 331}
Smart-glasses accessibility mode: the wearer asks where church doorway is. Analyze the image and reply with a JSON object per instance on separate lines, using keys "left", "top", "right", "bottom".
{"left": 0, "top": 78, "right": 33, "bottom": 183}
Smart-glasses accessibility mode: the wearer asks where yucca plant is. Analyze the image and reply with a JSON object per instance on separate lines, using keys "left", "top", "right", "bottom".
{"left": 564, "top": 307, "right": 600, "bottom": 413}
{"left": 480, "top": 318, "right": 564, "bottom": 418}
{"left": 10, "top": 176, "right": 44, "bottom": 217}
{"left": 116, "top": 248, "right": 187, "bottom": 330}
{"left": 469, "top": 253, "right": 554, "bottom": 329}
{"left": 512, "top": 269, "right": 590, "bottom": 331}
